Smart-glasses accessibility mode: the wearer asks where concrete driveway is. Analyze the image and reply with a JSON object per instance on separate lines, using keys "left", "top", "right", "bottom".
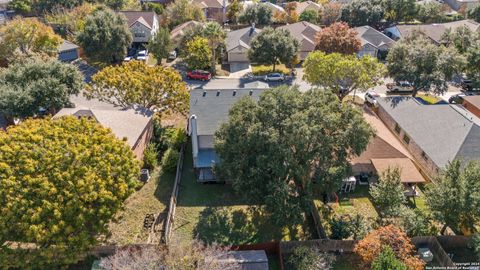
{"left": 228, "top": 62, "right": 252, "bottom": 78}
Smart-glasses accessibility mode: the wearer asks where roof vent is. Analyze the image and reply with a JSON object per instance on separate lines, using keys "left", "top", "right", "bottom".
{"left": 233, "top": 90, "right": 237, "bottom": 96}
{"left": 249, "top": 90, "right": 253, "bottom": 96}
{"left": 202, "top": 91, "right": 206, "bottom": 97}
{"left": 216, "top": 91, "right": 220, "bottom": 97}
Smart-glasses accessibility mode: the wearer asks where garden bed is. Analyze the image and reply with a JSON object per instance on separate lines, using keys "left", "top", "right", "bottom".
{"left": 251, "top": 64, "right": 290, "bottom": 76}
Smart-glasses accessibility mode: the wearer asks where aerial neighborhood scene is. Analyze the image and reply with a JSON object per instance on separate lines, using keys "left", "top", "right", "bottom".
{"left": 2, "top": 0, "right": 480, "bottom": 268}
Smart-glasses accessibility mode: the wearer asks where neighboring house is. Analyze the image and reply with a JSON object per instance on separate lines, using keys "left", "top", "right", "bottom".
{"left": 385, "top": 20, "right": 480, "bottom": 45}
{"left": 226, "top": 25, "right": 261, "bottom": 63}
{"left": 377, "top": 96, "right": 480, "bottom": 178}
{"left": 355, "top": 26, "right": 395, "bottom": 58}
{"left": 444, "top": 0, "right": 479, "bottom": 11}
{"left": 54, "top": 95, "right": 154, "bottom": 160}
{"left": 170, "top": 20, "right": 201, "bottom": 45}
{"left": 58, "top": 40, "right": 79, "bottom": 62}
{"left": 263, "top": 2, "right": 285, "bottom": 14}
{"left": 189, "top": 88, "right": 265, "bottom": 181}
{"left": 192, "top": 0, "right": 227, "bottom": 23}
{"left": 462, "top": 96, "right": 480, "bottom": 119}
{"left": 278, "top": 21, "right": 321, "bottom": 60}
{"left": 294, "top": 1, "right": 322, "bottom": 15}
{"left": 351, "top": 107, "right": 426, "bottom": 190}
{"left": 120, "top": 11, "right": 159, "bottom": 45}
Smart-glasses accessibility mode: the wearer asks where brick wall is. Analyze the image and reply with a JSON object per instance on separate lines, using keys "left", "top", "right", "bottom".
{"left": 132, "top": 119, "right": 154, "bottom": 160}
{"left": 462, "top": 99, "right": 480, "bottom": 119}
{"left": 377, "top": 106, "right": 439, "bottom": 179}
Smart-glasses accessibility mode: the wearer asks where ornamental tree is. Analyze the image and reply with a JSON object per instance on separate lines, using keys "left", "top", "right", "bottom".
{"left": 76, "top": 8, "right": 132, "bottom": 63}
{"left": 248, "top": 27, "right": 299, "bottom": 71}
{"left": 320, "top": 3, "right": 342, "bottom": 26}
{"left": 0, "top": 117, "right": 140, "bottom": 268}
{"left": 226, "top": 0, "right": 242, "bottom": 24}
{"left": 425, "top": 160, "right": 480, "bottom": 235}
{"left": 203, "top": 22, "right": 226, "bottom": 74}
{"left": 354, "top": 225, "right": 425, "bottom": 270}
{"left": 165, "top": 0, "right": 205, "bottom": 28}
{"left": 370, "top": 167, "right": 406, "bottom": 217}
{"left": 299, "top": 10, "right": 319, "bottom": 24}
{"left": 303, "top": 51, "right": 386, "bottom": 100}
{"left": 315, "top": 22, "right": 361, "bottom": 55}
{"left": 372, "top": 247, "right": 408, "bottom": 270}
{"left": 147, "top": 27, "right": 172, "bottom": 63}
{"left": 0, "top": 58, "right": 84, "bottom": 120}
{"left": 0, "top": 17, "right": 62, "bottom": 62}
{"left": 386, "top": 34, "right": 466, "bottom": 96}
{"left": 238, "top": 3, "right": 272, "bottom": 25}
{"left": 86, "top": 60, "right": 189, "bottom": 115}
{"left": 383, "top": 0, "right": 418, "bottom": 23}
{"left": 184, "top": 36, "right": 212, "bottom": 70}
{"left": 214, "top": 86, "right": 373, "bottom": 228}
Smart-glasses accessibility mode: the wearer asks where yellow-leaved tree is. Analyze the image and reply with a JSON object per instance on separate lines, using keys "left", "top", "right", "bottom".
{"left": 85, "top": 60, "right": 190, "bottom": 115}
{"left": 0, "top": 17, "right": 62, "bottom": 62}
{"left": 0, "top": 117, "right": 140, "bottom": 268}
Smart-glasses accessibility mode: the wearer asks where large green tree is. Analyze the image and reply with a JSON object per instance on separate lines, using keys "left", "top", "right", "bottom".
{"left": 303, "top": 51, "right": 386, "bottom": 101}
{"left": 370, "top": 167, "right": 406, "bottom": 217}
{"left": 184, "top": 36, "right": 212, "bottom": 70}
{"left": 383, "top": 0, "right": 417, "bottom": 23}
{"left": 238, "top": 3, "right": 272, "bottom": 25}
{"left": 416, "top": 2, "right": 445, "bottom": 23}
{"left": 386, "top": 34, "right": 466, "bottom": 96}
{"left": 466, "top": 38, "right": 480, "bottom": 88}
{"left": 0, "top": 58, "right": 83, "bottom": 120}
{"left": 147, "top": 27, "right": 172, "bottom": 63}
{"left": 468, "top": 4, "right": 480, "bottom": 23}
{"left": 371, "top": 247, "right": 408, "bottom": 270}
{"left": 226, "top": 0, "right": 242, "bottom": 24}
{"left": 340, "top": 0, "right": 385, "bottom": 27}
{"left": 165, "top": 0, "right": 205, "bottom": 28}
{"left": 0, "top": 117, "right": 140, "bottom": 268}
{"left": 299, "top": 10, "right": 319, "bottom": 24}
{"left": 425, "top": 160, "right": 480, "bottom": 235}
{"left": 76, "top": 8, "right": 132, "bottom": 63}
{"left": 86, "top": 60, "right": 189, "bottom": 115}
{"left": 248, "top": 27, "right": 299, "bottom": 71}
{"left": 203, "top": 22, "right": 226, "bottom": 75}
{"left": 214, "top": 86, "right": 373, "bottom": 228}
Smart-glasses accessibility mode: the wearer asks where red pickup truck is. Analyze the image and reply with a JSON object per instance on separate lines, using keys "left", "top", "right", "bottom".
{"left": 187, "top": 70, "right": 212, "bottom": 81}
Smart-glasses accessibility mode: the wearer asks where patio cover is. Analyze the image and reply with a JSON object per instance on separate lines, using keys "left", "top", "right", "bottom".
{"left": 371, "top": 158, "right": 426, "bottom": 183}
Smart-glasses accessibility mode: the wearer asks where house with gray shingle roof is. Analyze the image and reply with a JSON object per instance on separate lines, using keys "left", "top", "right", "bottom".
{"left": 226, "top": 25, "right": 262, "bottom": 63}
{"left": 189, "top": 88, "right": 266, "bottom": 181}
{"left": 354, "top": 25, "right": 395, "bottom": 59}
{"left": 377, "top": 96, "right": 480, "bottom": 178}
{"left": 119, "top": 11, "right": 159, "bottom": 44}
{"left": 278, "top": 21, "right": 321, "bottom": 60}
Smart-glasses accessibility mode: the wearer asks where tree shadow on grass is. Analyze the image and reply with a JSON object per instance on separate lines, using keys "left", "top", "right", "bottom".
{"left": 194, "top": 206, "right": 285, "bottom": 245}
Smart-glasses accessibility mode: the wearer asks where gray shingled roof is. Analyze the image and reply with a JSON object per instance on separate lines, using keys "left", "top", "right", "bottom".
{"left": 377, "top": 96, "right": 480, "bottom": 168}
{"left": 226, "top": 26, "right": 262, "bottom": 52}
{"left": 355, "top": 25, "right": 395, "bottom": 49}
{"left": 189, "top": 89, "right": 265, "bottom": 136}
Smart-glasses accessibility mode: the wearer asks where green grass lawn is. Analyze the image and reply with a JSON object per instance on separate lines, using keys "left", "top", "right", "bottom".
{"left": 417, "top": 94, "right": 441, "bottom": 104}
{"left": 172, "top": 144, "right": 316, "bottom": 244}
{"left": 107, "top": 168, "right": 175, "bottom": 245}
{"left": 329, "top": 186, "right": 379, "bottom": 221}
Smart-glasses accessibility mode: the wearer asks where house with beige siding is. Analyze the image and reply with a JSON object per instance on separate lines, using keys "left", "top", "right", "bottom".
{"left": 278, "top": 21, "right": 321, "bottom": 60}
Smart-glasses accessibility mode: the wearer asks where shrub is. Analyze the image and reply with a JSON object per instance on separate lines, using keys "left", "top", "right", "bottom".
{"left": 251, "top": 64, "right": 290, "bottom": 75}
{"left": 329, "top": 216, "right": 352, "bottom": 240}
{"left": 162, "top": 148, "right": 179, "bottom": 173}
{"left": 372, "top": 247, "right": 408, "bottom": 270}
{"left": 143, "top": 143, "right": 158, "bottom": 170}
{"left": 168, "top": 128, "right": 187, "bottom": 150}
{"left": 286, "top": 246, "right": 335, "bottom": 270}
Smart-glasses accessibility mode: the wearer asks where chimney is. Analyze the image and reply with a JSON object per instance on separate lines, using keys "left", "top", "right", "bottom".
{"left": 190, "top": 115, "right": 199, "bottom": 168}
{"left": 249, "top": 90, "right": 253, "bottom": 96}
{"left": 216, "top": 90, "right": 220, "bottom": 97}
{"left": 233, "top": 90, "right": 237, "bottom": 96}
{"left": 249, "top": 23, "right": 256, "bottom": 36}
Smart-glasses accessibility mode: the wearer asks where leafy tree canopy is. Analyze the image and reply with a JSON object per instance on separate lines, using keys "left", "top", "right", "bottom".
{"left": 303, "top": 51, "right": 385, "bottom": 100}
{"left": 165, "top": 0, "right": 205, "bottom": 28}
{"left": 426, "top": 160, "right": 480, "bottom": 235}
{"left": 147, "top": 27, "right": 172, "bottom": 62}
{"left": 416, "top": 2, "right": 445, "bottom": 23}
{"left": 286, "top": 246, "right": 335, "bottom": 270}
{"left": 226, "top": 0, "right": 242, "bottom": 24}
{"left": 0, "top": 17, "right": 62, "bottom": 62}
{"left": 299, "top": 9, "right": 319, "bottom": 24}
{"left": 320, "top": 3, "right": 342, "bottom": 26}
{"left": 315, "top": 22, "right": 361, "bottom": 55}
{"left": 370, "top": 167, "right": 406, "bottom": 217}
{"left": 238, "top": 3, "right": 272, "bottom": 25}
{"left": 372, "top": 246, "right": 409, "bottom": 270}
{"left": 0, "top": 117, "right": 140, "bottom": 268}
{"left": 340, "top": 0, "right": 385, "bottom": 27}
{"left": 76, "top": 8, "right": 132, "bottom": 63}
{"left": 86, "top": 60, "right": 189, "bottom": 115}
{"left": 248, "top": 27, "right": 299, "bottom": 71}
{"left": 386, "top": 33, "right": 466, "bottom": 96}
{"left": 0, "top": 58, "right": 84, "bottom": 120}
{"left": 354, "top": 225, "right": 425, "bottom": 270}
{"left": 383, "top": 0, "right": 417, "bottom": 23}
{"left": 214, "top": 86, "right": 373, "bottom": 227}
{"left": 184, "top": 36, "right": 212, "bottom": 70}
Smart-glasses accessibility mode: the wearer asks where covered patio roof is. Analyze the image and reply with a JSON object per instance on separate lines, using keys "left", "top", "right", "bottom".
{"left": 371, "top": 158, "right": 426, "bottom": 184}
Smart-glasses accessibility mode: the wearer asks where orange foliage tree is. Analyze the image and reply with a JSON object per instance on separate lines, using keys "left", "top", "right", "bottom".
{"left": 315, "top": 22, "right": 361, "bottom": 55}
{"left": 354, "top": 225, "right": 425, "bottom": 270}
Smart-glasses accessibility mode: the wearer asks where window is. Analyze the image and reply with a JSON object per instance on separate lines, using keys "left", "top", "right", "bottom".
{"left": 394, "top": 123, "right": 401, "bottom": 134}
{"left": 421, "top": 151, "right": 428, "bottom": 161}
{"left": 134, "top": 32, "right": 146, "bottom": 38}
{"left": 403, "top": 134, "right": 410, "bottom": 144}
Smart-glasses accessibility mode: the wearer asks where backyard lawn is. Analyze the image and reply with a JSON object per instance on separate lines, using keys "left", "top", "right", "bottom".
{"left": 328, "top": 186, "right": 379, "bottom": 221}
{"left": 172, "top": 144, "right": 316, "bottom": 245}
{"left": 107, "top": 168, "right": 175, "bottom": 245}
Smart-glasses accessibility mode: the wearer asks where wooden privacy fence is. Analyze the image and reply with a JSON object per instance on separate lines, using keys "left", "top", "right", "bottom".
{"left": 411, "top": 236, "right": 455, "bottom": 267}
{"left": 158, "top": 144, "right": 186, "bottom": 244}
